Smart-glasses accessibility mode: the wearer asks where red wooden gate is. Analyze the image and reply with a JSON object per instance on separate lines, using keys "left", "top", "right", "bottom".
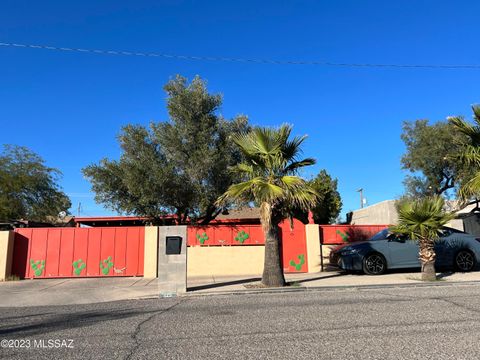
{"left": 12, "top": 227, "right": 145, "bottom": 279}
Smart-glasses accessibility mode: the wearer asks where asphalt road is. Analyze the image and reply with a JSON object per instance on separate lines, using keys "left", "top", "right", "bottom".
{"left": 1, "top": 284, "right": 480, "bottom": 359}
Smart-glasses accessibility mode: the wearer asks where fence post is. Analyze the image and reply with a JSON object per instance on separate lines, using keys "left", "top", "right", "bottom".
{"left": 143, "top": 226, "right": 159, "bottom": 278}
{"left": 305, "top": 224, "right": 321, "bottom": 273}
{"left": 0, "top": 231, "right": 14, "bottom": 281}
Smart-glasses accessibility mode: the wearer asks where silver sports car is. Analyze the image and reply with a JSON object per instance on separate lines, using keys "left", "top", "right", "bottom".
{"left": 329, "top": 227, "right": 480, "bottom": 275}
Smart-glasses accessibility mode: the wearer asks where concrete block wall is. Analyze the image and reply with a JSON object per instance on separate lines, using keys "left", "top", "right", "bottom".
{"left": 157, "top": 226, "right": 187, "bottom": 294}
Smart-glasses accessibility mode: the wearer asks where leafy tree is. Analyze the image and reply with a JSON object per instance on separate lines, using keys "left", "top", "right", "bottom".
{"left": 217, "top": 125, "right": 318, "bottom": 287}
{"left": 401, "top": 119, "right": 471, "bottom": 197}
{"left": 308, "top": 170, "right": 342, "bottom": 224}
{"left": 391, "top": 196, "right": 454, "bottom": 281}
{"left": 293, "top": 169, "right": 342, "bottom": 224}
{"left": 83, "top": 75, "right": 249, "bottom": 224}
{"left": 0, "top": 145, "right": 71, "bottom": 221}
{"left": 448, "top": 105, "right": 480, "bottom": 201}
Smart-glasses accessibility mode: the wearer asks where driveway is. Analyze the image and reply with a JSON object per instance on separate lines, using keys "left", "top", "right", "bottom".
{"left": 0, "top": 278, "right": 160, "bottom": 307}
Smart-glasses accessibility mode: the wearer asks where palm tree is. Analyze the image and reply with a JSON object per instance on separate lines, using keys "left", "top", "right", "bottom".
{"left": 217, "top": 124, "right": 318, "bottom": 287}
{"left": 449, "top": 105, "right": 480, "bottom": 200}
{"left": 391, "top": 196, "right": 455, "bottom": 281}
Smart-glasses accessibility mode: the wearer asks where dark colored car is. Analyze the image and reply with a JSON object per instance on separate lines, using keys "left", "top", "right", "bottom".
{"left": 329, "top": 227, "right": 480, "bottom": 275}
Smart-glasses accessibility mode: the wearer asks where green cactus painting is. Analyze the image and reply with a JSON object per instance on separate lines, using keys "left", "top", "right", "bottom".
{"left": 100, "top": 256, "right": 114, "bottom": 275}
{"left": 336, "top": 230, "right": 350, "bottom": 243}
{"left": 30, "top": 259, "right": 45, "bottom": 276}
{"left": 196, "top": 232, "right": 209, "bottom": 245}
{"left": 289, "top": 254, "right": 305, "bottom": 271}
{"left": 234, "top": 230, "right": 249, "bottom": 244}
{"left": 72, "top": 259, "right": 86, "bottom": 276}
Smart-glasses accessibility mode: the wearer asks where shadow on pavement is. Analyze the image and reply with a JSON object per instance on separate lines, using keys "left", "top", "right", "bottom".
{"left": 0, "top": 308, "right": 161, "bottom": 337}
{"left": 437, "top": 271, "right": 456, "bottom": 279}
{"left": 293, "top": 273, "right": 346, "bottom": 284}
{"left": 187, "top": 277, "right": 261, "bottom": 292}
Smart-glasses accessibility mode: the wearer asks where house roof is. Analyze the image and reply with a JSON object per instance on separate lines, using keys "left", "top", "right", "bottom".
{"left": 73, "top": 209, "right": 262, "bottom": 227}
{"left": 216, "top": 207, "right": 260, "bottom": 220}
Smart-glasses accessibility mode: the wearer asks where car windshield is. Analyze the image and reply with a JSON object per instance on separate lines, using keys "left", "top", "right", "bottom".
{"left": 369, "top": 229, "right": 390, "bottom": 241}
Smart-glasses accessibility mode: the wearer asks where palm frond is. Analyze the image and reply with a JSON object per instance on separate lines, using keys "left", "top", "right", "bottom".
{"left": 459, "top": 172, "right": 480, "bottom": 200}
{"left": 391, "top": 196, "right": 455, "bottom": 240}
{"left": 283, "top": 158, "right": 316, "bottom": 174}
{"left": 284, "top": 187, "right": 318, "bottom": 211}
{"left": 473, "top": 105, "right": 480, "bottom": 126}
{"left": 282, "top": 134, "right": 307, "bottom": 161}
{"left": 450, "top": 116, "right": 477, "bottom": 137}
{"left": 456, "top": 145, "right": 480, "bottom": 166}
{"left": 216, "top": 180, "right": 254, "bottom": 205}
{"left": 231, "top": 163, "right": 255, "bottom": 176}
{"left": 450, "top": 115, "right": 480, "bottom": 145}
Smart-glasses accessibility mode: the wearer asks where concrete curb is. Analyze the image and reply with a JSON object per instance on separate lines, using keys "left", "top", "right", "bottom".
{"left": 183, "top": 279, "right": 480, "bottom": 297}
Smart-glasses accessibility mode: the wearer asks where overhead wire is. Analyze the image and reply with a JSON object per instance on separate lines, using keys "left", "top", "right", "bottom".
{"left": 1, "top": 41, "right": 480, "bottom": 69}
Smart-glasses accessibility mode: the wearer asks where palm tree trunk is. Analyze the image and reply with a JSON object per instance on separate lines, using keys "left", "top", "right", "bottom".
{"left": 419, "top": 237, "right": 436, "bottom": 281}
{"left": 262, "top": 223, "right": 286, "bottom": 287}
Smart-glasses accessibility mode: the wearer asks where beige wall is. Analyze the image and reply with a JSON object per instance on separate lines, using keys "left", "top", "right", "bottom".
{"left": 0, "top": 231, "right": 14, "bottom": 281}
{"left": 143, "top": 226, "right": 159, "bottom": 278}
{"left": 305, "top": 224, "right": 321, "bottom": 273}
{"left": 187, "top": 246, "right": 265, "bottom": 277}
{"left": 446, "top": 218, "right": 464, "bottom": 232}
{"left": 350, "top": 200, "right": 398, "bottom": 225}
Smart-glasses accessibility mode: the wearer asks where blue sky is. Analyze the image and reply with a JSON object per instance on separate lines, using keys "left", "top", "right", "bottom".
{"left": 1, "top": 0, "right": 479, "bottom": 219}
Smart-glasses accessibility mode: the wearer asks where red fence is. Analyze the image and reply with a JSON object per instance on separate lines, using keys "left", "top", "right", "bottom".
{"left": 320, "top": 225, "right": 389, "bottom": 245}
{"left": 12, "top": 227, "right": 145, "bottom": 279}
{"left": 187, "top": 219, "right": 308, "bottom": 273}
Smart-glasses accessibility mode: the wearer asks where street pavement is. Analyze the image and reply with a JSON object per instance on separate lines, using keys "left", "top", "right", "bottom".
{"left": 1, "top": 284, "right": 480, "bottom": 359}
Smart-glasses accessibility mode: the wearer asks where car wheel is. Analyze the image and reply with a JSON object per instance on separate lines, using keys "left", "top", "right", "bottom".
{"left": 363, "top": 253, "right": 387, "bottom": 275}
{"left": 455, "top": 250, "right": 476, "bottom": 272}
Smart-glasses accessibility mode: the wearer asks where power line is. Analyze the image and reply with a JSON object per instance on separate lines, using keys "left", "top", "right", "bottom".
{"left": 1, "top": 41, "right": 480, "bottom": 69}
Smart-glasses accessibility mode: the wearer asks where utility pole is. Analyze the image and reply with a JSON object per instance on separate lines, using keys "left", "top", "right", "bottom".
{"left": 77, "top": 202, "right": 81, "bottom": 216}
{"left": 356, "top": 188, "right": 364, "bottom": 209}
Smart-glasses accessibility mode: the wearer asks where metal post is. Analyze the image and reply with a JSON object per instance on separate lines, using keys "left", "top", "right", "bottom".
{"left": 357, "top": 188, "right": 364, "bottom": 209}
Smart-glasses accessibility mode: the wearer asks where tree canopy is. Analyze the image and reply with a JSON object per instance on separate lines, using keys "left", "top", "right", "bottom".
{"left": 400, "top": 119, "right": 472, "bottom": 198}
{"left": 293, "top": 169, "right": 342, "bottom": 224}
{"left": 448, "top": 105, "right": 480, "bottom": 201}
{"left": 83, "top": 75, "right": 249, "bottom": 224}
{"left": 0, "top": 145, "right": 71, "bottom": 221}
{"left": 307, "top": 170, "right": 342, "bottom": 224}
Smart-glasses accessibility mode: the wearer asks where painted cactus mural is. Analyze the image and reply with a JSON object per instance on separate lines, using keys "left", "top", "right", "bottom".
{"left": 336, "top": 230, "right": 350, "bottom": 243}
{"left": 234, "top": 230, "right": 249, "bottom": 244}
{"left": 196, "top": 232, "right": 209, "bottom": 245}
{"left": 289, "top": 254, "right": 305, "bottom": 271}
{"left": 30, "top": 259, "right": 45, "bottom": 276}
{"left": 72, "top": 259, "right": 86, "bottom": 276}
{"left": 100, "top": 256, "right": 114, "bottom": 275}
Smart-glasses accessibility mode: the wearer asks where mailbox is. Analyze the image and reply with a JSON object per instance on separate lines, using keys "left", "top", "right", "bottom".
{"left": 165, "top": 236, "right": 182, "bottom": 255}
